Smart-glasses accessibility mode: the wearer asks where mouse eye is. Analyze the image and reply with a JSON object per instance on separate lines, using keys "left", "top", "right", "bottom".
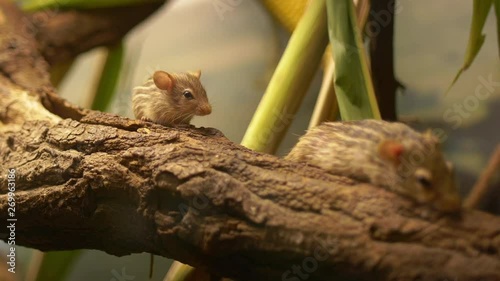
{"left": 415, "top": 168, "right": 433, "bottom": 190}
{"left": 183, "top": 90, "right": 194, "bottom": 100}
{"left": 417, "top": 176, "right": 432, "bottom": 189}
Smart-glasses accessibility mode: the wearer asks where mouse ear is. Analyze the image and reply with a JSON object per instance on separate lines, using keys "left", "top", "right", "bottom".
{"left": 153, "top": 71, "right": 175, "bottom": 92}
{"left": 378, "top": 140, "right": 404, "bottom": 167}
{"left": 190, "top": 70, "right": 201, "bottom": 79}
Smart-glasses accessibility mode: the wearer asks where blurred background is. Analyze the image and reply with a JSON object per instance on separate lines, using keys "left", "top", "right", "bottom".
{"left": 2, "top": 0, "right": 499, "bottom": 280}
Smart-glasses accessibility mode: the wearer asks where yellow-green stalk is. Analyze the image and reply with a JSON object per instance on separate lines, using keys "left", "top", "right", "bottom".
{"left": 241, "top": 0, "right": 329, "bottom": 153}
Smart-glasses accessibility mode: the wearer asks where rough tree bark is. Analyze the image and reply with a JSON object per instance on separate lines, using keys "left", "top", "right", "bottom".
{"left": 0, "top": 1, "right": 499, "bottom": 281}
{"left": 29, "top": 1, "right": 166, "bottom": 66}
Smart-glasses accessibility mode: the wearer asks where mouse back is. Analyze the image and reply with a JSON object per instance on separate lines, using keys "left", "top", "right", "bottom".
{"left": 286, "top": 120, "right": 461, "bottom": 212}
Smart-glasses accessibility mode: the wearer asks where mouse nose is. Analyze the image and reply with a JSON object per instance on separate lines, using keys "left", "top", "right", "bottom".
{"left": 197, "top": 104, "right": 212, "bottom": 116}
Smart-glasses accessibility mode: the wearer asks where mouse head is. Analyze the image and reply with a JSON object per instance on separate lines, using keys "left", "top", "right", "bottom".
{"left": 153, "top": 70, "right": 212, "bottom": 122}
{"left": 378, "top": 133, "right": 461, "bottom": 213}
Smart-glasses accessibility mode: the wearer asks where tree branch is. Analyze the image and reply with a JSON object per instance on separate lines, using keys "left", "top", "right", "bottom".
{"left": 28, "top": 1, "right": 167, "bottom": 65}
{"left": 368, "top": 0, "right": 402, "bottom": 121}
{"left": 464, "top": 145, "right": 500, "bottom": 209}
{"left": 0, "top": 96, "right": 499, "bottom": 280}
{"left": 0, "top": 1, "right": 499, "bottom": 280}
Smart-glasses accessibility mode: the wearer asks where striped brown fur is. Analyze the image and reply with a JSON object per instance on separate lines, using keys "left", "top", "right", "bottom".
{"left": 286, "top": 120, "right": 461, "bottom": 212}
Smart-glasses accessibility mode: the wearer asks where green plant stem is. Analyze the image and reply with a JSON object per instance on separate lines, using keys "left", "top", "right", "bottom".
{"left": 494, "top": 0, "right": 500, "bottom": 58}
{"left": 241, "top": 0, "right": 329, "bottom": 153}
{"left": 26, "top": 251, "right": 82, "bottom": 281}
{"left": 20, "top": 0, "right": 163, "bottom": 10}
{"left": 91, "top": 42, "right": 124, "bottom": 112}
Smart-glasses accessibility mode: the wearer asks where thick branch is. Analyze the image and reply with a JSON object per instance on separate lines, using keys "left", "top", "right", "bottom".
{"left": 0, "top": 110, "right": 499, "bottom": 281}
{"left": 29, "top": 1, "right": 166, "bottom": 65}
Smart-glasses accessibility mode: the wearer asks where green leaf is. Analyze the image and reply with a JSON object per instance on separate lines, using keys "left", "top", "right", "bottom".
{"left": 91, "top": 42, "right": 124, "bottom": 112}
{"left": 495, "top": 0, "right": 500, "bottom": 58}
{"left": 241, "top": 0, "right": 329, "bottom": 153}
{"left": 446, "top": 0, "right": 494, "bottom": 93}
{"left": 28, "top": 251, "right": 82, "bottom": 281}
{"left": 326, "top": 0, "right": 380, "bottom": 121}
{"left": 19, "top": 0, "right": 163, "bottom": 11}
